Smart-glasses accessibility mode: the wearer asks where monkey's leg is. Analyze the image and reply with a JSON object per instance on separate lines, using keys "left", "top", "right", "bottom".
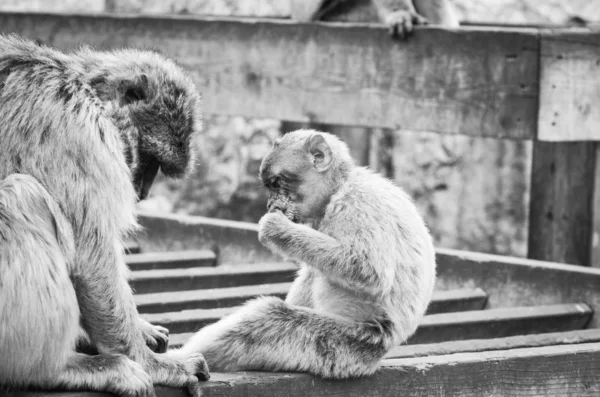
{"left": 73, "top": 240, "right": 209, "bottom": 385}
{"left": 0, "top": 174, "right": 153, "bottom": 396}
{"left": 175, "top": 296, "right": 392, "bottom": 379}
{"left": 285, "top": 265, "right": 315, "bottom": 307}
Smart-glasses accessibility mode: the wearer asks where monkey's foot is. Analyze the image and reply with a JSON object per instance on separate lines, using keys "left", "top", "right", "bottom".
{"left": 384, "top": 10, "right": 427, "bottom": 38}
{"left": 140, "top": 318, "right": 169, "bottom": 353}
{"left": 186, "top": 353, "right": 210, "bottom": 381}
{"left": 108, "top": 358, "right": 155, "bottom": 397}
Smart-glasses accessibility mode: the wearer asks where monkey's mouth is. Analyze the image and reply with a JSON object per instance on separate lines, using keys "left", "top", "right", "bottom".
{"left": 134, "top": 157, "right": 160, "bottom": 201}
{"left": 267, "top": 202, "right": 299, "bottom": 223}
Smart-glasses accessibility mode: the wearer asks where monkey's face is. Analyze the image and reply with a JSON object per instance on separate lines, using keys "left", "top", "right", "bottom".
{"left": 96, "top": 64, "right": 202, "bottom": 201}
{"left": 259, "top": 130, "right": 338, "bottom": 224}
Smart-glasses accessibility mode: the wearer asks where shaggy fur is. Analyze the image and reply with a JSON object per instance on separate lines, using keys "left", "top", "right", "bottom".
{"left": 176, "top": 130, "right": 436, "bottom": 378}
{"left": 0, "top": 34, "right": 207, "bottom": 395}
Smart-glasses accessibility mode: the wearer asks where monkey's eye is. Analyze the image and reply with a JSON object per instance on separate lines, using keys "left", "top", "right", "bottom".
{"left": 268, "top": 177, "right": 280, "bottom": 189}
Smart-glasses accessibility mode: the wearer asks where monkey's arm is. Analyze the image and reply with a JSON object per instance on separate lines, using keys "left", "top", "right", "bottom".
{"left": 259, "top": 212, "right": 384, "bottom": 295}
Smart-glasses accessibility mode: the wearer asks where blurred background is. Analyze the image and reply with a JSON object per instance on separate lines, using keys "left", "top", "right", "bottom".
{"left": 3, "top": 0, "right": 598, "bottom": 259}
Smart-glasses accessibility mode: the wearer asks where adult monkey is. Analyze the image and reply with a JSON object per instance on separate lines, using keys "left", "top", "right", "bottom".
{"left": 0, "top": 35, "right": 208, "bottom": 396}
{"left": 286, "top": 0, "right": 459, "bottom": 167}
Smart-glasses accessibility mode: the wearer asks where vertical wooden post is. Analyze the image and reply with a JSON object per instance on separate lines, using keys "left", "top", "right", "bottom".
{"left": 530, "top": 31, "right": 600, "bottom": 266}
{"left": 528, "top": 141, "right": 596, "bottom": 266}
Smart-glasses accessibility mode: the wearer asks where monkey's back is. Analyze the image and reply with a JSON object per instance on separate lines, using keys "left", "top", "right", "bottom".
{"left": 320, "top": 166, "right": 436, "bottom": 342}
{"left": 0, "top": 34, "right": 137, "bottom": 236}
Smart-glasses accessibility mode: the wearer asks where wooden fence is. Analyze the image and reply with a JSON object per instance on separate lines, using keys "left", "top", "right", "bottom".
{"left": 1, "top": 12, "right": 600, "bottom": 267}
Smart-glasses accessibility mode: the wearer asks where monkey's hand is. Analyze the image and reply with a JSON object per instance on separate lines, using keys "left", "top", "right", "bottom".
{"left": 258, "top": 211, "right": 292, "bottom": 255}
{"left": 384, "top": 9, "right": 427, "bottom": 38}
{"left": 373, "top": 0, "right": 427, "bottom": 38}
{"left": 139, "top": 318, "right": 169, "bottom": 353}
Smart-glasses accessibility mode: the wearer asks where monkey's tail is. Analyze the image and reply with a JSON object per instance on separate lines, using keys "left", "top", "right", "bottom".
{"left": 175, "top": 296, "right": 395, "bottom": 379}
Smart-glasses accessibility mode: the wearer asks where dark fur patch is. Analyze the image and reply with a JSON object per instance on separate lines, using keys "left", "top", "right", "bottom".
{"left": 39, "top": 126, "right": 51, "bottom": 145}
{"left": 56, "top": 83, "right": 73, "bottom": 104}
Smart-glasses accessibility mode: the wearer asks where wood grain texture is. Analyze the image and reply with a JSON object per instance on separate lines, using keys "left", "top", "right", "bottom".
{"left": 0, "top": 12, "right": 539, "bottom": 139}
{"left": 135, "top": 283, "right": 486, "bottom": 314}
{"left": 135, "top": 282, "right": 291, "bottom": 313}
{"left": 538, "top": 30, "right": 600, "bottom": 141}
{"left": 528, "top": 141, "right": 597, "bottom": 266}
{"left": 9, "top": 344, "right": 600, "bottom": 397}
{"left": 125, "top": 250, "right": 216, "bottom": 270}
{"left": 436, "top": 247, "right": 600, "bottom": 327}
{"left": 386, "top": 328, "right": 600, "bottom": 358}
{"left": 129, "top": 262, "right": 296, "bottom": 294}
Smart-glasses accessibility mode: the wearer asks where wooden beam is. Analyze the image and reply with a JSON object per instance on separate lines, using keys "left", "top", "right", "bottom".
{"left": 10, "top": 343, "right": 600, "bottom": 397}
{"left": 136, "top": 213, "right": 600, "bottom": 326}
{"left": 538, "top": 31, "right": 600, "bottom": 141}
{"left": 125, "top": 250, "right": 216, "bottom": 271}
{"left": 135, "top": 283, "right": 486, "bottom": 314}
{"left": 528, "top": 141, "right": 596, "bottom": 266}
{"left": 386, "top": 328, "right": 600, "bottom": 358}
{"left": 135, "top": 282, "right": 291, "bottom": 313}
{"left": 137, "top": 212, "right": 277, "bottom": 264}
{"left": 0, "top": 12, "right": 539, "bottom": 139}
{"left": 152, "top": 303, "right": 591, "bottom": 340}
{"left": 129, "top": 262, "right": 296, "bottom": 294}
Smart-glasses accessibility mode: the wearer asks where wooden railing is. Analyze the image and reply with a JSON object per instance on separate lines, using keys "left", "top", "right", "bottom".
{"left": 2, "top": 12, "right": 599, "bottom": 266}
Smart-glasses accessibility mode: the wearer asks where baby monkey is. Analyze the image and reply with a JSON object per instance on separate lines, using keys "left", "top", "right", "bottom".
{"left": 177, "top": 129, "right": 435, "bottom": 378}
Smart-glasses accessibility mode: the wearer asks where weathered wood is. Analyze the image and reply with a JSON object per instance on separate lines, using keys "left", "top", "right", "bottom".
{"left": 10, "top": 343, "right": 600, "bottom": 397}
{"left": 129, "top": 263, "right": 296, "bottom": 294}
{"left": 427, "top": 288, "right": 488, "bottom": 314}
{"left": 528, "top": 141, "right": 597, "bottom": 266}
{"left": 137, "top": 212, "right": 277, "bottom": 264}
{"left": 152, "top": 303, "right": 591, "bottom": 339}
{"left": 136, "top": 283, "right": 291, "bottom": 313}
{"left": 436, "top": 248, "right": 600, "bottom": 326}
{"left": 136, "top": 213, "right": 600, "bottom": 326}
{"left": 386, "top": 328, "right": 600, "bottom": 358}
{"left": 0, "top": 12, "right": 539, "bottom": 139}
{"left": 538, "top": 31, "right": 600, "bottom": 141}
{"left": 125, "top": 250, "right": 216, "bottom": 271}
{"left": 135, "top": 283, "right": 486, "bottom": 314}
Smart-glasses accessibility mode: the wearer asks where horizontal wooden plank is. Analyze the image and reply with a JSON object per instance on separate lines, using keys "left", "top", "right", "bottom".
{"left": 126, "top": 250, "right": 216, "bottom": 271}
{"left": 136, "top": 213, "right": 600, "bottom": 326}
{"left": 135, "top": 284, "right": 486, "bottom": 314}
{"left": 0, "top": 12, "right": 539, "bottom": 139}
{"left": 538, "top": 30, "right": 600, "bottom": 141}
{"left": 387, "top": 328, "right": 600, "bottom": 359}
{"left": 136, "top": 283, "right": 291, "bottom": 313}
{"left": 155, "top": 303, "right": 591, "bottom": 342}
{"left": 130, "top": 263, "right": 296, "bottom": 294}
{"left": 9, "top": 343, "right": 600, "bottom": 397}
{"left": 427, "top": 288, "right": 487, "bottom": 314}
{"left": 435, "top": 248, "right": 600, "bottom": 328}
{"left": 137, "top": 212, "right": 277, "bottom": 264}
{"left": 412, "top": 302, "right": 592, "bottom": 344}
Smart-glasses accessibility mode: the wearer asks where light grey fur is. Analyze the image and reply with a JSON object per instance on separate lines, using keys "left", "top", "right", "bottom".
{"left": 0, "top": 34, "right": 207, "bottom": 395}
{"left": 176, "top": 129, "right": 436, "bottom": 379}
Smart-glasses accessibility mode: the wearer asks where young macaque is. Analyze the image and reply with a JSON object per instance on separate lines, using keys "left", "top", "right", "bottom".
{"left": 175, "top": 129, "right": 436, "bottom": 378}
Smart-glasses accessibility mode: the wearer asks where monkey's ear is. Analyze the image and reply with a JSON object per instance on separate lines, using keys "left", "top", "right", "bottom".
{"left": 117, "top": 74, "right": 149, "bottom": 106}
{"left": 307, "top": 133, "right": 333, "bottom": 172}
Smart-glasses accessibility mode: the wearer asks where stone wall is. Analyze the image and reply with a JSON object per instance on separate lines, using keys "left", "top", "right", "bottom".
{"left": 1, "top": 0, "right": 591, "bottom": 257}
